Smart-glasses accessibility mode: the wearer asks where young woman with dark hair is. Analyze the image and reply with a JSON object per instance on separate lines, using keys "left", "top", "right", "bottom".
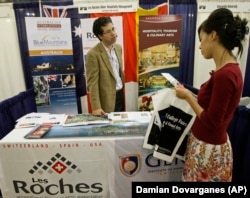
{"left": 175, "top": 8, "right": 249, "bottom": 182}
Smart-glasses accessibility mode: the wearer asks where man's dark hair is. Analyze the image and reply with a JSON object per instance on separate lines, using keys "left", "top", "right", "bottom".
{"left": 93, "top": 17, "right": 113, "bottom": 41}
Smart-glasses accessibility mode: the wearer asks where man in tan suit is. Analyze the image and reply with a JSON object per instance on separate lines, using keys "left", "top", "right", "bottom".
{"left": 86, "top": 17, "right": 125, "bottom": 116}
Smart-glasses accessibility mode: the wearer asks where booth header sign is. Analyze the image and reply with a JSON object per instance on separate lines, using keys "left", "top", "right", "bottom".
{"left": 74, "top": 0, "right": 138, "bottom": 13}
{"left": 198, "top": 1, "right": 250, "bottom": 12}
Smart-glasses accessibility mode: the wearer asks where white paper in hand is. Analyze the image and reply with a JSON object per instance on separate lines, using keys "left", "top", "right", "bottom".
{"left": 161, "top": 73, "right": 180, "bottom": 87}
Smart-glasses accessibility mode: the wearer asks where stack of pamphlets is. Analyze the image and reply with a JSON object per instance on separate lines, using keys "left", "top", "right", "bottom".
{"left": 15, "top": 112, "right": 65, "bottom": 128}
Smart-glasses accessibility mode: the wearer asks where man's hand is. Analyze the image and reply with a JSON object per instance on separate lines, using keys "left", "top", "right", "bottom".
{"left": 92, "top": 108, "right": 106, "bottom": 116}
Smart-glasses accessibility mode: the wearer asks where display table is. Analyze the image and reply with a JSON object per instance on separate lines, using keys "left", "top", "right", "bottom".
{"left": 0, "top": 124, "right": 184, "bottom": 198}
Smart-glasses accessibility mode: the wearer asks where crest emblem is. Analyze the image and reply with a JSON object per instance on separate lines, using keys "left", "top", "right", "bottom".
{"left": 119, "top": 154, "right": 140, "bottom": 177}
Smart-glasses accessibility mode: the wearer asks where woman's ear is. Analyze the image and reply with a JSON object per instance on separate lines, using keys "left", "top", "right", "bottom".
{"left": 210, "top": 30, "right": 218, "bottom": 41}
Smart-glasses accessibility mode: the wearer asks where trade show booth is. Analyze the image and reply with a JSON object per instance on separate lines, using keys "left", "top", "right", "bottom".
{"left": 0, "top": 1, "right": 250, "bottom": 197}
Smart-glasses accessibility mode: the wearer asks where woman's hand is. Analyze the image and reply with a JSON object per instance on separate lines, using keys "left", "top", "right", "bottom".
{"left": 175, "top": 84, "right": 202, "bottom": 118}
{"left": 175, "top": 84, "right": 192, "bottom": 100}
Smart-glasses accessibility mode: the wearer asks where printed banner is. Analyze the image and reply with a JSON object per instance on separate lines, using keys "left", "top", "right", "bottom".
{"left": 113, "top": 138, "right": 184, "bottom": 197}
{"left": 138, "top": 15, "right": 182, "bottom": 111}
{"left": 25, "top": 17, "right": 78, "bottom": 114}
{"left": 74, "top": 0, "right": 138, "bottom": 14}
{"left": 0, "top": 133, "right": 183, "bottom": 197}
{"left": 197, "top": 0, "right": 250, "bottom": 12}
{"left": 0, "top": 140, "right": 111, "bottom": 197}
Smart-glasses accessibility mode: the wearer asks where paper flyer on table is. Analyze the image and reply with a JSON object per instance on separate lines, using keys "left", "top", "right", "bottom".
{"left": 108, "top": 111, "right": 152, "bottom": 123}
{"left": 15, "top": 112, "right": 50, "bottom": 128}
{"left": 63, "top": 113, "right": 110, "bottom": 126}
{"left": 15, "top": 113, "right": 66, "bottom": 128}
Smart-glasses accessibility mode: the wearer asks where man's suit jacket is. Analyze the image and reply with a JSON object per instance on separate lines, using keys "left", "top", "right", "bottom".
{"left": 86, "top": 42, "right": 125, "bottom": 113}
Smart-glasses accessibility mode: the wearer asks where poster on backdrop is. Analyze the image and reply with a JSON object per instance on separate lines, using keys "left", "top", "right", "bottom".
{"left": 138, "top": 15, "right": 182, "bottom": 111}
{"left": 25, "top": 17, "right": 78, "bottom": 114}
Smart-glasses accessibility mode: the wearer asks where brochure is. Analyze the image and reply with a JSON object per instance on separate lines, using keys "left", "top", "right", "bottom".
{"left": 25, "top": 124, "right": 53, "bottom": 139}
{"left": 15, "top": 113, "right": 65, "bottom": 128}
{"left": 63, "top": 113, "right": 110, "bottom": 126}
{"left": 108, "top": 111, "right": 152, "bottom": 123}
{"left": 161, "top": 73, "right": 180, "bottom": 87}
{"left": 24, "top": 122, "right": 148, "bottom": 139}
{"left": 15, "top": 112, "right": 49, "bottom": 128}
